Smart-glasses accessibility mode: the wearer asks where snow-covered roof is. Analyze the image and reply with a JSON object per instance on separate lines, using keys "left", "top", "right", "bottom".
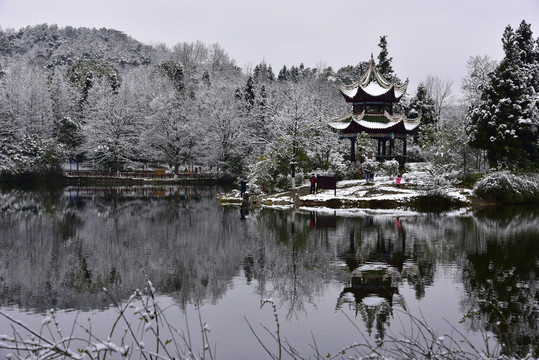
{"left": 340, "top": 87, "right": 358, "bottom": 99}
{"left": 327, "top": 113, "right": 355, "bottom": 130}
{"left": 362, "top": 82, "right": 392, "bottom": 97}
{"left": 328, "top": 111, "right": 421, "bottom": 133}
{"left": 338, "top": 54, "right": 409, "bottom": 100}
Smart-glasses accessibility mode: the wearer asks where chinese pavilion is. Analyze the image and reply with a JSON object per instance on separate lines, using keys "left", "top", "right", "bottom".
{"left": 328, "top": 55, "right": 421, "bottom": 166}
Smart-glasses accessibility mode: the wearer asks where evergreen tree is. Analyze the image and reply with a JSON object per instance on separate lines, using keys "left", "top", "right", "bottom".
{"left": 408, "top": 83, "right": 436, "bottom": 125}
{"left": 290, "top": 65, "right": 300, "bottom": 83}
{"left": 336, "top": 62, "right": 368, "bottom": 84}
{"left": 321, "top": 66, "right": 335, "bottom": 81}
{"left": 57, "top": 116, "right": 83, "bottom": 160}
{"left": 377, "top": 35, "right": 394, "bottom": 81}
{"left": 267, "top": 65, "right": 275, "bottom": 81}
{"left": 253, "top": 64, "right": 261, "bottom": 81}
{"left": 156, "top": 61, "right": 185, "bottom": 92}
{"left": 244, "top": 75, "right": 255, "bottom": 109}
{"left": 258, "top": 83, "right": 267, "bottom": 109}
{"left": 467, "top": 20, "right": 539, "bottom": 168}
{"left": 66, "top": 59, "right": 122, "bottom": 106}
{"left": 277, "top": 65, "right": 289, "bottom": 81}
{"left": 202, "top": 70, "right": 211, "bottom": 87}
{"left": 253, "top": 62, "right": 275, "bottom": 84}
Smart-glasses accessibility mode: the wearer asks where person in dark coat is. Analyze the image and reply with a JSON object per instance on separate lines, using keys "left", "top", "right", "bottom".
{"left": 309, "top": 174, "right": 317, "bottom": 194}
{"left": 240, "top": 178, "right": 247, "bottom": 197}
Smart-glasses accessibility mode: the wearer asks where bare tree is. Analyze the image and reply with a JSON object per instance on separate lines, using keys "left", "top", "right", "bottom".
{"left": 461, "top": 55, "right": 497, "bottom": 105}
{"left": 208, "top": 43, "right": 236, "bottom": 72}
{"left": 171, "top": 41, "right": 209, "bottom": 69}
{"left": 424, "top": 75, "right": 454, "bottom": 127}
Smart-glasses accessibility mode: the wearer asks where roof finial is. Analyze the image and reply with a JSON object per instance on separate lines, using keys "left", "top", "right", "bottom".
{"left": 370, "top": 52, "right": 375, "bottom": 64}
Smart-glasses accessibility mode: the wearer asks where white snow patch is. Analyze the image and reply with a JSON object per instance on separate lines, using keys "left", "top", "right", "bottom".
{"left": 362, "top": 296, "right": 386, "bottom": 307}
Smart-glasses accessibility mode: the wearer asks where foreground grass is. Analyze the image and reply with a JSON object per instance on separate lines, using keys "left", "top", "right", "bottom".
{"left": 0, "top": 282, "right": 535, "bottom": 359}
{"left": 0, "top": 280, "right": 214, "bottom": 360}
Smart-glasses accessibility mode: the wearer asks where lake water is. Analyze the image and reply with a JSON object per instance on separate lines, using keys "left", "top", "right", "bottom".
{"left": 0, "top": 185, "right": 537, "bottom": 359}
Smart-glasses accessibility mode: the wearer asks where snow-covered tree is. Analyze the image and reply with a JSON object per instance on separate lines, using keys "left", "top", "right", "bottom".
{"left": 156, "top": 60, "right": 185, "bottom": 92}
{"left": 200, "top": 78, "right": 248, "bottom": 176}
{"left": 424, "top": 75, "right": 454, "bottom": 126}
{"left": 408, "top": 83, "right": 436, "bottom": 125}
{"left": 305, "top": 65, "right": 345, "bottom": 173}
{"left": 0, "top": 59, "right": 61, "bottom": 174}
{"left": 144, "top": 89, "right": 200, "bottom": 173}
{"left": 461, "top": 55, "right": 498, "bottom": 106}
{"left": 66, "top": 59, "right": 122, "bottom": 108}
{"left": 49, "top": 70, "right": 78, "bottom": 128}
{"left": 171, "top": 41, "right": 209, "bottom": 71}
{"left": 277, "top": 65, "right": 290, "bottom": 82}
{"left": 81, "top": 80, "right": 140, "bottom": 171}
{"left": 335, "top": 62, "right": 368, "bottom": 85}
{"left": 377, "top": 35, "right": 394, "bottom": 81}
{"left": 253, "top": 61, "right": 275, "bottom": 84}
{"left": 467, "top": 20, "right": 539, "bottom": 168}
{"left": 208, "top": 43, "right": 236, "bottom": 72}
{"left": 259, "top": 79, "right": 322, "bottom": 187}
{"left": 244, "top": 75, "right": 255, "bottom": 110}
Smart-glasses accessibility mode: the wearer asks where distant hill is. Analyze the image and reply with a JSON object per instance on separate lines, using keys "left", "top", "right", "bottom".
{"left": 0, "top": 24, "right": 157, "bottom": 70}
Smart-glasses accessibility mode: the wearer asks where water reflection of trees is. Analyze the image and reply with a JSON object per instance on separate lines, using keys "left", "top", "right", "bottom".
{"left": 461, "top": 206, "right": 539, "bottom": 358}
{"left": 0, "top": 186, "right": 246, "bottom": 311}
{"left": 0, "top": 188, "right": 537, "bottom": 354}
{"left": 243, "top": 209, "right": 336, "bottom": 319}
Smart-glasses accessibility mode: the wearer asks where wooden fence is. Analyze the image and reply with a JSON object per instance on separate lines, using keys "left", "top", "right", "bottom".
{"left": 65, "top": 170, "right": 218, "bottom": 180}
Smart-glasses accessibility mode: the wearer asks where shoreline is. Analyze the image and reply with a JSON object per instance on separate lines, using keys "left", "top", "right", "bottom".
{"left": 0, "top": 172, "right": 229, "bottom": 187}
{"left": 217, "top": 177, "right": 496, "bottom": 213}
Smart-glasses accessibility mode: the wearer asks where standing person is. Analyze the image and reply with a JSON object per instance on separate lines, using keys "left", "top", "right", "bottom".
{"left": 240, "top": 178, "right": 247, "bottom": 197}
{"left": 309, "top": 174, "right": 317, "bottom": 194}
{"left": 396, "top": 174, "right": 402, "bottom": 188}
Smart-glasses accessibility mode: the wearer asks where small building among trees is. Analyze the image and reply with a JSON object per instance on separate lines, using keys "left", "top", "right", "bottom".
{"left": 328, "top": 55, "right": 421, "bottom": 167}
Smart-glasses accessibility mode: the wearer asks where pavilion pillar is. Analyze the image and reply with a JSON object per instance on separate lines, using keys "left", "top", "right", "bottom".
{"left": 377, "top": 139, "right": 381, "bottom": 156}
{"left": 349, "top": 137, "right": 356, "bottom": 162}
{"left": 382, "top": 140, "right": 387, "bottom": 156}
{"left": 403, "top": 137, "right": 407, "bottom": 156}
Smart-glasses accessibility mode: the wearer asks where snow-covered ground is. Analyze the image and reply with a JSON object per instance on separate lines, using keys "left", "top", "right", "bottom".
{"left": 220, "top": 164, "right": 475, "bottom": 212}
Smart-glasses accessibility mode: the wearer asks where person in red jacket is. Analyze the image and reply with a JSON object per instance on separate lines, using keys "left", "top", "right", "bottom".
{"left": 309, "top": 174, "right": 317, "bottom": 194}
{"left": 396, "top": 174, "right": 402, "bottom": 188}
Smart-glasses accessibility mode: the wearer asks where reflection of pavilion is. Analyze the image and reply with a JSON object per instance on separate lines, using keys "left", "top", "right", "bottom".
{"left": 336, "top": 217, "right": 408, "bottom": 343}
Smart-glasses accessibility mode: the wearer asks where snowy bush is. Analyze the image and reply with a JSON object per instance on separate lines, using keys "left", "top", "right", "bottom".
{"left": 380, "top": 159, "right": 399, "bottom": 177}
{"left": 249, "top": 155, "right": 293, "bottom": 193}
{"left": 335, "top": 161, "right": 361, "bottom": 180}
{"left": 249, "top": 157, "right": 277, "bottom": 193}
{"left": 0, "top": 135, "right": 64, "bottom": 177}
{"left": 473, "top": 171, "right": 539, "bottom": 203}
{"left": 326, "top": 151, "right": 349, "bottom": 178}
{"left": 405, "top": 143, "right": 423, "bottom": 162}
{"left": 361, "top": 158, "right": 378, "bottom": 174}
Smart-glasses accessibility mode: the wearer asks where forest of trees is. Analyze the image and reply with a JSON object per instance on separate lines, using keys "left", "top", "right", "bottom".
{"left": 0, "top": 22, "right": 537, "bottom": 190}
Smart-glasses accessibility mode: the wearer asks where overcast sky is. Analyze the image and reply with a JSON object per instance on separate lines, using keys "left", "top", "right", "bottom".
{"left": 1, "top": 0, "right": 539, "bottom": 97}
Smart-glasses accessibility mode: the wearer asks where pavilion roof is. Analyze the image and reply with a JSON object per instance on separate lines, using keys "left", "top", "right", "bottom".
{"left": 328, "top": 111, "right": 421, "bottom": 135}
{"left": 338, "top": 55, "right": 408, "bottom": 102}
